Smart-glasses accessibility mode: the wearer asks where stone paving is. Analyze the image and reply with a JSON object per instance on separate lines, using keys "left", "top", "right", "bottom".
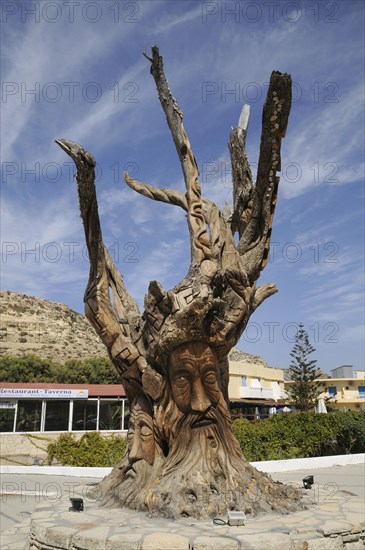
{"left": 1, "top": 481, "right": 364, "bottom": 550}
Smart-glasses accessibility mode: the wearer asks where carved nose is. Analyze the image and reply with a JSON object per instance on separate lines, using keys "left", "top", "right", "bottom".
{"left": 191, "top": 379, "right": 211, "bottom": 412}
{"left": 129, "top": 439, "right": 144, "bottom": 463}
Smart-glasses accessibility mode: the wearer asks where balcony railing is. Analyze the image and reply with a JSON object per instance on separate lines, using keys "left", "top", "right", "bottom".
{"left": 240, "top": 387, "right": 275, "bottom": 400}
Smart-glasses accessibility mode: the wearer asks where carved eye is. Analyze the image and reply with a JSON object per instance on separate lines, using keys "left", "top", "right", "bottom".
{"left": 174, "top": 374, "right": 190, "bottom": 388}
{"left": 205, "top": 372, "right": 217, "bottom": 384}
{"left": 141, "top": 425, "right": 152, "bottom": 437}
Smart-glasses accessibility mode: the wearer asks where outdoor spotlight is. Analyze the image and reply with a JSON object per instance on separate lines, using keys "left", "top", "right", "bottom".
{"left": 302, "top": 475, "right": 314, "bottom": 490}
{"left": 69, "top": 497, "right": 84, "bottom": 512}
{"left": 227, "top": 511, "right": 246, "bottom": 526}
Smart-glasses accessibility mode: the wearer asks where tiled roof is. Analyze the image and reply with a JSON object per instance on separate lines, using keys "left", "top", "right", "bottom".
{"left": 0, "top": 382, "right": 125, "bottom": 397}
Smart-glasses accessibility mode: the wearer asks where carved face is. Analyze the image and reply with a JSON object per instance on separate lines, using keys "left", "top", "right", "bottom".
{"left": 127, "top": 396, "right": 155, "bottom": 466}
{"left": 152, "top": 342, "right": 242, "bottom": 486}
{"left": 169, "top": 342, "right": 221, "bottom": 420}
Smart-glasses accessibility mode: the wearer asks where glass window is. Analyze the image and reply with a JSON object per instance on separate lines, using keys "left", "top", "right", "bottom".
{"left": 241, "top": 376, "right": 246, "bottom": 387}
{"left": 17, "top": 400, "right": 42, "bottom": 432}
{"left": 99, "top": 400, "right": 123, "bottom": 430}
{"left": 328, "top": 386, "right": 337, "bottom": 397}
{"left": 44, "top": 400, "right": 69, "bottom": 431}
{"left": 72, "top": 400, "right": 97, "bottom": 431}
{"left": 123, "top": 401, "right": 130, "bottom": 431}
{"left": 358, "top": 386, "right": 365, "bottom": 398}
{"left": 0, "top": 404, "right": 15, "bottom": 432}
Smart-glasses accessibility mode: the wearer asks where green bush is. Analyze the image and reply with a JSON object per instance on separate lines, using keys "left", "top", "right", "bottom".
{"left": 0, "top": 355, "right": 57, "bottom": 383}
{"left": 47, "top": 432, "right": 127, "bottom": 467}
{"left": 46, "top": 412, "right": 364, "bottom": 466}
{"left": 232, "top": 411, "right": 365, "bottom": 461}
{"left": 336, "top": 413, "right": 365, "bottom": 454}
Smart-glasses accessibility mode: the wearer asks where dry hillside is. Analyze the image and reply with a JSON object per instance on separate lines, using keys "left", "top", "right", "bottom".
{"left": 228, "top": 347, "right": 271, "bottom": 367}
{"left": 0, "top": 291, "right": 107, "bottom": 363}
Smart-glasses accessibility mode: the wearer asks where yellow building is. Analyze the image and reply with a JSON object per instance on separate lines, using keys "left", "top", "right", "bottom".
{"left": 318, "top": 366, "right": 365, "bottom": 412}
{"left": 228, "top": 350, "right": 286, "bottom": 419}
{"left": 284, "top": 365, "right": 365, "bottom": 412}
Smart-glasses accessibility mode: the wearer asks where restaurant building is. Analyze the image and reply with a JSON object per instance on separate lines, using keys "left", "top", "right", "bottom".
{"left": 0, "top": 382, "right": 129, "bottom": 464}
{"left": 0, "top": 382, "right": 128, "bottom": 434}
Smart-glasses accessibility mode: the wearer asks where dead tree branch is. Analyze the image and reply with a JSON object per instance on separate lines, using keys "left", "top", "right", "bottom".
{"left": 147, "top": 46, "right": 211, "bottom": 265}
{"left": 55, "top": 139, "right": 146, "bottom": 399}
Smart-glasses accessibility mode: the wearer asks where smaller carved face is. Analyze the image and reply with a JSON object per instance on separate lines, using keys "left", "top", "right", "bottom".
{"left": 169, "top": 342, "right": 221, "bottom": 418}
{"left": 127, "top": 396, "right": 155, "bottom": 466}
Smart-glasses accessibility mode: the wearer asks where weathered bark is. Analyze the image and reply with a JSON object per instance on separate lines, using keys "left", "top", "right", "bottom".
{"left": 56, "top": 46, "right": 300, "bottom": 519}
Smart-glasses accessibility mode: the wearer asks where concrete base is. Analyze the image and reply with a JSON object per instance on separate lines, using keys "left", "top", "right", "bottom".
{"left": 2, "top": 483, "right": 364, "bottom": 550}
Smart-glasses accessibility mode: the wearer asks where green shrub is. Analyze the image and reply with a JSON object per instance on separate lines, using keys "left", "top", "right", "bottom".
{"left": 0, "top": 355, "right": 57, "bottom": 383}
{"left": 336, "top": 413, "right": 365, "bottom": 454}
{"left": 47, "top": 432, "right": 127, "bottom": 467}
{"left": 232, "top": 411, "right": 365, "bottom": 461}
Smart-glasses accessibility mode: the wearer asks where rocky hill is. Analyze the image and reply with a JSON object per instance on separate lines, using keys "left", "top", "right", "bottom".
{"left": 0, "top": 291, "right": 107, "bottom": 363}
{"left": 228, "top": 347, "right": 272, "bottom": 368}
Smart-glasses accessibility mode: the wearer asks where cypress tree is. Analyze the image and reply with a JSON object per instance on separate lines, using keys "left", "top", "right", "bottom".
{"left": 287, "top": 323, "right": 322, "bottom": 411}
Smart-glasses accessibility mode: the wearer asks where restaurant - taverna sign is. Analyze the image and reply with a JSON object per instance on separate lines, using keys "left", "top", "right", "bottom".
{"left": 0, "top": 388, "right": 88, "bottom": 398}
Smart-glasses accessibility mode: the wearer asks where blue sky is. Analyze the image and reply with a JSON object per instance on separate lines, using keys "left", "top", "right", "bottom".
{"left": 1, "top": 0, "right": 364, "bottom": 373}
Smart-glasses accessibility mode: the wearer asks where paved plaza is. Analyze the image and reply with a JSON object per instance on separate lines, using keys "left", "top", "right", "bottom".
{"left": 1, "top": 463, "right": 364, "bottom": 549}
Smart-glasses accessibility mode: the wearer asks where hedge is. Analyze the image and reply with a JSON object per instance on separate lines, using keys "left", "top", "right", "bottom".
{"left": 47, "top": 432, "right": 127, "bottom": 467}
{"left": 46, "top": 412, "right": 364, "bottom": 467}
{"left": 232, "top": 411, "right": 365, "bottom": 461}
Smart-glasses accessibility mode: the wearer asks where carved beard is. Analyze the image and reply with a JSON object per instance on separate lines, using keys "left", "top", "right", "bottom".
{"left": 149, "top": 389, "right": 253, "bottom": 517}
{"left": 100, "top": 385, "right": 300, "bottom": 518}
{"left": 161, "top": 399, "right": 243, "bottom": 478}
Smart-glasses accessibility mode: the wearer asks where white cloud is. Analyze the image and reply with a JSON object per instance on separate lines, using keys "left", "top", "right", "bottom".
{"left": 153, "top": 5, "right": 202, "bottom": 33}
{"left": 280, "top": 81, "right": 364, "bottom": 198}
{"left": 1, "top": 2, "right": 158, "bottom": 162}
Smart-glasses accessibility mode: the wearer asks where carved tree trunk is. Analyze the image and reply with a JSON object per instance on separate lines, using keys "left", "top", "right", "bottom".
{"left": 56, "top": 47, "right": 300, "bottom": 519}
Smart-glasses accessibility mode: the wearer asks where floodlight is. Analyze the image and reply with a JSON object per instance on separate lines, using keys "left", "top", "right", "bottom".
{"left": 69, "top": 497, "right": 84, "bottom": 512}
{"left": 302, "top": 475, "right": 314, "bottom": 490}
{"left": 227, "top": 511, "right": 246, "bottom": 526}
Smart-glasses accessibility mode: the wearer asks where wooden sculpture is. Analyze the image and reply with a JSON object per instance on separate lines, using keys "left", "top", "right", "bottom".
{"left": 56, "top": 46, "right": 300, "bottom": 519}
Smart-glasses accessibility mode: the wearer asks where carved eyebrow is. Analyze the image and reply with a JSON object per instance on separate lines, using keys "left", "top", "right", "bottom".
{"left": 174, "top": 361, "right": 194, "bottom": 372}
{"left": 201, "top": 362, "right": 217, "bottom": 372}
{"left": 139, "top": 417, "right": 153, "bottom": 427}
